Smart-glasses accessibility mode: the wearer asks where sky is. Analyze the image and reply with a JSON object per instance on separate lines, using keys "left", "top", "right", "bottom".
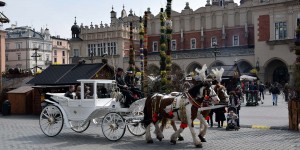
{"left": 1, "top": 0, "right": 239, "bottom": 39}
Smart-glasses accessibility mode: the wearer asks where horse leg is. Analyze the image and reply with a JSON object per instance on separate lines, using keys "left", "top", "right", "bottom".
{"left": 169, "top": 120, "right": 184, "bottom": 141}
{"left": 145, "top": 124, "right": 153, "bottom": 143}
{"left": 170, "top": 127, "right": 184, "bottom": 145}
{"left": 198, "top": 114, "right": 208, "bottom": 142}
{"left": 154, "top": 121, "right": 164, "bottom": 141}
{"left": 188, "top": 122, "right": 202, "bottom": 148}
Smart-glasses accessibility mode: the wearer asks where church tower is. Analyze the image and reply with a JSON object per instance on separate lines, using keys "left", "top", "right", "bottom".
{"left": 71, "top": 17, "right": 80, "bottom": 39}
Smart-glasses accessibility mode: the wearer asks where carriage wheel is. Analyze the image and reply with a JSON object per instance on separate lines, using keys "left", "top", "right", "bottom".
{"left": 101, "top": 112, "right": 126, "bottom": 141}
{"left": 39, "top": 105, "right": 64, "bottom": 137}
{"left": 127, "top": 120, "right": 146, "bottom": 136}
{"left": 71, "top": 120, "right": 91, "bottom": 133}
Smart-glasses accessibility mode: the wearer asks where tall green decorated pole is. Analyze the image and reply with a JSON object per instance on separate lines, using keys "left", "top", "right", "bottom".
{"left": 143, "top": 11, "right": 149, "bottom": 96}
{"left": 139, "top": 16, "right": 145, "bottom": 94}
{"left": 294, "top": 18, "right": 300, "bottom": 98}
{"left": 129, "top": 22, "right": 135, "bottom": 73}
{"left": 165, "top": 0, "right": 173, "bottom": 86}
{"left": 160, "top": 8, "right": 167, "bottom": 93}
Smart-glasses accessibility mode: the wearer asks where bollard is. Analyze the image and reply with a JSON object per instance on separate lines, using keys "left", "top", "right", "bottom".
{"left": 2, "top": 100, "right": 11, "bottom": 116}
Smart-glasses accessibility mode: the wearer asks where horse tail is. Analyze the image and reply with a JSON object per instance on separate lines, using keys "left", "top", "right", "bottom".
{"left": 142, "top": 94, "right": 154, "bottom": 127}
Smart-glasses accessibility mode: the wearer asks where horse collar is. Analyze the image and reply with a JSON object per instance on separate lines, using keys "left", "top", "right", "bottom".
{"left": 185, "top": 92, "right": 202, "bottom": 108}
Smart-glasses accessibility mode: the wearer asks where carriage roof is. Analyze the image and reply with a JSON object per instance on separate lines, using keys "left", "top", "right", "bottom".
{"left": 77, "top": 79, "right": 116, "bottom": 84}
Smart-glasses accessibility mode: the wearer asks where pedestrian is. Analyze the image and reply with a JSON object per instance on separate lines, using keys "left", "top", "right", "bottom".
{"left": 270, "top": 83, "right": 280, "bottom": 106}
{"left": 283, "top": 83, "right": 289, "bottom": 102}
{"left": 258, "top": 82, "right": 265, "bottom": 104}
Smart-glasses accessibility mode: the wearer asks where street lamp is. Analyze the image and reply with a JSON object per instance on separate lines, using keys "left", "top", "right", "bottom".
{"left": 256, "top": 57, "right": 260, "bottom": 72}
{"left": 212, "top": 42, "right": 220, "bottom": 61}
{"left": 31, "top": 47, "right": 41, "bottom": 75}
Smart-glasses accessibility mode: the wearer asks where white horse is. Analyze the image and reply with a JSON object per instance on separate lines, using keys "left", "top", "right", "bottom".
{"left": 143, "top": 64, "right": 220, "bottom": 148}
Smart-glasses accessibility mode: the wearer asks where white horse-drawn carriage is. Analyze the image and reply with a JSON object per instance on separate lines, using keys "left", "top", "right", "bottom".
{"left": 39, "top": 79, "right": 146, "bottom": 141}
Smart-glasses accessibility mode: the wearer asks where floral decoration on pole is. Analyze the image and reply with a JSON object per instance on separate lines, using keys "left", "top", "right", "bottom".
{"left": 160, "top": 8, "right": 168, "bottom": 93}
{"left": 129, "top": 22, "right": 135, "bottom": 73}
{"left": 294, "top": 18, "right": 300, "bottom": 99}
{"left": 143, "top": 11, "right": 149, "bottom": 96}
{"left": 139, "top": 16, "right": 145, "bottom": 93}
{"left": 165, "top": 0, "right": 172, "bottom": 85}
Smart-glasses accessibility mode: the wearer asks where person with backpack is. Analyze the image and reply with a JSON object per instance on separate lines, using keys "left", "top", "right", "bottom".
{"left": 270, "top": 83, "right": 280, "bottom": 106}
{"left": 258, "top": 82, "right": 265, "bottom": 104}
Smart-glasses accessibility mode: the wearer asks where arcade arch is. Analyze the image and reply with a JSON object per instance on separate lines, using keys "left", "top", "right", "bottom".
{"left": 237, "top": 60, "right": 253, "bottom": 74}
{"left": 264, "top": 58, "right": 289, "bottom": 84}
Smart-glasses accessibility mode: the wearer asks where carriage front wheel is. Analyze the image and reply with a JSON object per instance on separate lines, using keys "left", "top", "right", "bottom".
{"left": 127, "top": 120, "right": 146, "bottom": 136}
{"left": 39, "top": 105, "right": 64, "bottom": 137}
{"left": 101, "top": 112, "right": 126, "bottom": 141}
{"left": 71, "top": 120, "right": 91, "bottom": 133}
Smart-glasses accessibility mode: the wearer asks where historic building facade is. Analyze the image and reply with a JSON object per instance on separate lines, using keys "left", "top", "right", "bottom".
{"left": 51, "top": 36, "right": 70, "bottom": 64}
{"left": 69, "top": 6, "right": 141, "bottom": 68}
{"left": 5, "top": 25, "right": 52, "bottom": 73}
{"left": 69, "top": 0, "right": 300, "bottom": 84}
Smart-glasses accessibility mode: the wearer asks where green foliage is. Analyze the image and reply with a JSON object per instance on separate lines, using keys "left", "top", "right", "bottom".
{"left": 250, "top": 68, "right": 258, "bottom": 75}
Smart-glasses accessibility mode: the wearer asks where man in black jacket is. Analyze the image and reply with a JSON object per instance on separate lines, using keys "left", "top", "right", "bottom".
{"left": 115, "top": 68, "right": 134, "bottom": 107}
{"left": 65, "top": 85, "right": 75, "bottom": 99}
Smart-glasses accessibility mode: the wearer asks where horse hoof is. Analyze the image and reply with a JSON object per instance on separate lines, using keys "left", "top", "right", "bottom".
{"left": 147, "top": 140, "right": 154, "bottom": 144}
{"left": 178, "top": 136, "right": 184, "bottom": 141}
{"left": 198, "top": 135, "right": 206, "bottom": 142}
{"left": 196, "top": 144, "right": 203, "bottom": 148}
{"left": 170, "top": 140, "right": 176, "bottom": 145}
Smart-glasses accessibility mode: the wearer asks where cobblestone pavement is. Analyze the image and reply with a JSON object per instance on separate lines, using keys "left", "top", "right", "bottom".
{"left": 0, "top": 92, "right": 297, "bottom": 150}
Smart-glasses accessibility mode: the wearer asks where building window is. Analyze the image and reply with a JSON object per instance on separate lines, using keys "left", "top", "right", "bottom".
{"left": 233, "top": 35, "right": 239, "bottom": 46}
{"left": 73, "top": 49, "right": 79, "bottom": 57}
{"left": 17, "top": 54, "right": 21, "bottom": 60}
{"left": 39, "top": 53, "right": 42, "bottom": 61}
{"left": 190, "top": 38, "right": 196, "bottom": 49}
{"left": 16, "top": 43, "right": 22, "bottom": 49}
{"left": 62, "top": 51, "right": 65, "bottom": 56}
{"left": 54, "top": 50, "right": 57, "bottom": 56}
{"left": 211, "top": 37, "right": 217, "bottom": 47}
{"left": 47, "top": 44, "right": 51, "bottom": 50}
{"left": 5, "top": 54, "right": 8, "bottom": 61}
{"left": 107, "top": 42, "right": 116, "bottom": 55}
{"left": 98, "top": 44, "right": 101, "bottom": 56}
{"left": 54, "top": 58, "right": 57, "bottom": 63}
{"left": 33, "top": 42, "right": 37, "bottom": 48}
{"left": 103, "top": 43, "right": 106, "bottom": 55}
{"left": 171, "top": 40, "right": 176, "bottom": 51}
{"left": 275, "top": 22, "right": 287, "bottom": 40}
{"left": 5, "top": 43, "right": 9, "bottom": 49}
{"left": 62, "top": 58, "right": 65, "bottom": 64}
{"left": 153, "top": 41, "right": 158, "bottom": 52}
{"left": 88, "top": 44, "right": 96, "bottom": 56}
{"left": 260, "top": 0, "right": 269, "bottom": 3}
{"left": 46, "top": 55, "right": 49, "bottom": 61}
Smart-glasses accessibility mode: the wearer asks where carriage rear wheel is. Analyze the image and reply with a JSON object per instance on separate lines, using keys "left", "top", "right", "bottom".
{"left": 101, "top": 112, "right": 126, "bottom": 141}
{"left": 39, "top": 105, "right": 64, "bottom": 137}
{"left": 71, "top": 120, "right": 91, "bottom": 133}
{"left": 127, "top": 120, "right": 146, "bottom": 136}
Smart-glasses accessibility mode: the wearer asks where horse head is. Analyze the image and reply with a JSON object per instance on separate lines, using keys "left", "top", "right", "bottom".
{"left": 212, "top": 84, "right": 229, "bottom": 103}
{"left": 188, "top": 81, "right": 220, "bottom": 105}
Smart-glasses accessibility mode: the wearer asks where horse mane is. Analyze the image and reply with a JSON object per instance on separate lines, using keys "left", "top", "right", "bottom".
{"left": 188, "top": 81, "right": 208, "bottom": 98}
